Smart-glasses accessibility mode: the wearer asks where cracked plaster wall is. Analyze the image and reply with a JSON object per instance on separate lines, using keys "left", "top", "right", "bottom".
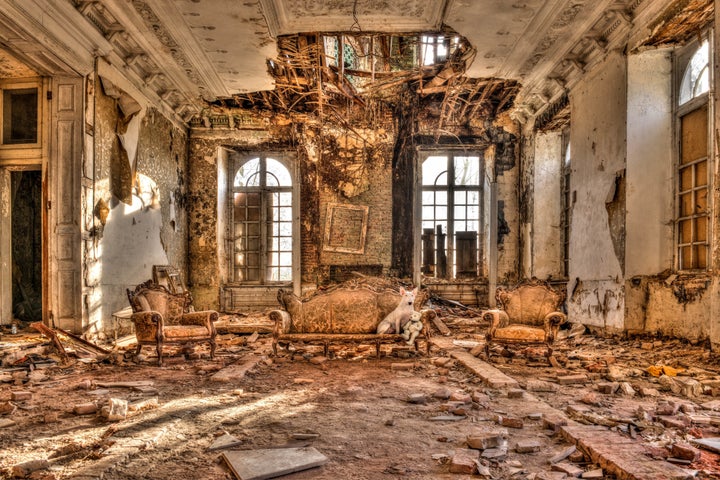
{"left": 567, "top": 50, "right": 627, "bottom": 330}
{"left": 86, "top": 74, "right": 188, "bottom": 338}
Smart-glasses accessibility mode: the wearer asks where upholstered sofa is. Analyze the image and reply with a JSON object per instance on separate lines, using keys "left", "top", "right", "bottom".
{"left": 268, "top": 284, "right": 435, "bottom": 357}
{"left": 126, "top": 280, "right": 219, "bottom": 365}
{"left": 482, "top": 279, "right": 567, "bottom": 360}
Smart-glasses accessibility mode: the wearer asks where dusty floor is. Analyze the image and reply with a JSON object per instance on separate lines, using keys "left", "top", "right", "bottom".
{"left": 1, "top": 317, "right": 720, "bottom": 479}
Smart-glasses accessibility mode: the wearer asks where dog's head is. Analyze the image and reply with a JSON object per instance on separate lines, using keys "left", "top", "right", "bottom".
{"left": 399, "top": 287, "right": 418, "bottom": 307}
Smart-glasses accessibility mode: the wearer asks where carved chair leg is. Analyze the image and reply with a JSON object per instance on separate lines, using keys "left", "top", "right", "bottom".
{"left": 484, "top": 341, "right": 491, "bottom": 361}
{"left": 136, "top": 344, "right": 143, "bottom": 356}
{"left": 209, "top": 339, "right": 217, "bottom": 359}
{"left": 375, "top": 340, "right": 381, "bottom": 357}
{"left": 323, "top": 341, "right": 329, "bottom": 358}
{"left": 272, "top": 338, "right": 278, "bottom": 356}
{"left": 157, "top": 341, "right": 163, "bottom": 366}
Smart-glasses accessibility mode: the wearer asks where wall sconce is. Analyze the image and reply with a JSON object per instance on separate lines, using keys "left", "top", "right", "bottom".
{"left": 95, "top": 198, "right": 110, "bottom": 226}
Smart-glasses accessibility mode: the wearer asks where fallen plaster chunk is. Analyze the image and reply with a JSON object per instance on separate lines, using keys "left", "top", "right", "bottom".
{"left": 211, "top": 356, "right": 265, "bottom": 382}
{"left": 0, "top": 418, "right": 16, "bottom": 428}
{"left": 449, "top": 448, "right": 479, "bottom": 474}
{"left": 208, "top": 433, "right": 243, "bottom": 451}
{"left": 222, "top": 447, "right": 328, "bottom": 480}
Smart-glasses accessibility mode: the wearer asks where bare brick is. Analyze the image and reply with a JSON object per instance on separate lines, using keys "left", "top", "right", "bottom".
{"left": 515, "top": 439, "right": 542, "bottom": 453}
{"left": 449, "top": 449, "right": 478, "bottom": 474}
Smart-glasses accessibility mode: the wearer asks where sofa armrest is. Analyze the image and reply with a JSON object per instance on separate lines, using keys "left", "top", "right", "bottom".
{"left": 131, "top": 311, "right": 162, "bottom": 342}
{"left": 482, "top": 309, "right": 510, "bottom": 338}
{"left": 543, "top": 311, "right": 567, "bottom": 343}
{"left": 178, "top": 311, "right": 219, "bottom": 335}
{"left": 268, "top": 310, "right": 292, "bottom": 335}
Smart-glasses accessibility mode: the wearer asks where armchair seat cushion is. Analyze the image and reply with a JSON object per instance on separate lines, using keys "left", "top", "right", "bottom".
{"left": 164, "top": 325, "right": 211, "bottom": 339}
{"left": 493, "top": 325, "right": 545, "bottom": 343}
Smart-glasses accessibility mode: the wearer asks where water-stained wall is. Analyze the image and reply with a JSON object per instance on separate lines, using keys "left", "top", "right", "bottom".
{"left": 84, "top": 70, "right": 188, "bottom": 339}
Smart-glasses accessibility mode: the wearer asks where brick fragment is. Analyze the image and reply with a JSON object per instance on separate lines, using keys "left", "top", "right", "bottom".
{"left": 11, "top": 391, "right": 31, "bottom": 401}
{"left": 515, "top": 439, "right": 542, "bottom": 453}
{"left": 498, "top": 415, "right": 523, "bottom": 429}
{"left": 467, "top": 433, "right": 503, "bottom": 450}
{"left": 508, "top": 389, "right": 524, "bottom": 399}
{"left": 671, "top": 443, "right": 700, "bottom": 461}
{"left": 596, "top": 382, "right": 619, "bottom": 394}
{"left": 581, "top": 469, "right": 604, "bottom": 479}
{"left": 552, "top": 462, "right": 583, "bottom": 477}
{"left": 448, "top": 449, "right": 478, "bottom": 474}
{"left": 557, "top": 374, "right": 588, "bottom": 385}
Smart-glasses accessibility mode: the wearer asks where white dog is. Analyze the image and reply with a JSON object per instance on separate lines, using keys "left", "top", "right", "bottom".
{"left": 401, "top": 311, "right": 424, "bottom": 345}
{"left": 376, "top": 287, "right": 417, "bottom": 334}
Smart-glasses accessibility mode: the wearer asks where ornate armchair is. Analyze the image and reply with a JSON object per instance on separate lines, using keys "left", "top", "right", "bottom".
{"left": 482, "top": 279, "right": 567, "bottom": 361}
{"left": 126, "top": 280, "right": 218, "bottom": 366}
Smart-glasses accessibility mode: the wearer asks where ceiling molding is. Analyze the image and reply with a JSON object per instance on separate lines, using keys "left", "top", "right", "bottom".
{"left": 259, "top": 0, "right": 448, "bottom": 36}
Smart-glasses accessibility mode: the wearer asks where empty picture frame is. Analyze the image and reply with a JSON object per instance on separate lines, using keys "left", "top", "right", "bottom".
{"left": 323, "top": 203, "right": 369, "bottom": 254}
{"left": 152, "top": 265, "right": 185, "bottom": 294}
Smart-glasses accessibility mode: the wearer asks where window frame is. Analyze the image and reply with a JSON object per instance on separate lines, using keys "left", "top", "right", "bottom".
{"left": 227, "top": 152, "right": 296, "bottom": 286}
{"left": 416, "top": 149, "right": 484, "bottom": 280}
{"left": 0, "top": 78, "right": 44, "bottom": 165}
{"left": 674, "top": 33, "right": 713, "bottom": 272}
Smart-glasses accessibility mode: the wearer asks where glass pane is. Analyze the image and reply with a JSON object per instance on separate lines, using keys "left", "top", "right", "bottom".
{"left": 247, "top": 223, "right": 260, "bottom": 237}
{"left": 279, "top": 267, "right": 292, "bottom": 281}
{"left": 422, "top": 206, "right": 435, "bottom": 220}
{"left": 434, "top": 191, "right": 447, "bottom": 205}
{"left": 468, "top": 205, "right": 479, "bottom": 220}
{"left": 466, "top": 221, "right": 479, "bottom": 231}
{"left": 279, "top": 252, "right": 292, "bottom": 266}
{"left": 696, "top": 161, "right": 707, "bottom": 187}
{"left": 454, "top": 156, "right": 480, "bottom": 185}
{"left": 422, "top": 220, "right": 435, "bottom": 230}
{"left": 679, "top": 166, "right": 693, "bottom": 192}
{"left": 696, "top": 216, "right": 708, "bottom": 242}
{"left": 278, "top": 206, "right": 292, "bottom": 221}
{"left": 279, "top": 221, "right": 292, "bottom": 236}
{"left": 279, "top": 237, "right": 292, "bottom": 251}
{"left": 247, "top": 253, "right": 259, "bottom": 267}
{"left": 697, "top": 188, "right": 708, "bottom": 212}
{"left": 423, "top": 156, "right": 448, "bottom": 186}
{"left": 697, "top": 245, "right": 708, "bottom": 268}
{"left": 3, "top": 88, "right": 37, "bottom": 144}
{"left": 234, "top": 158, "right": 260, "bottom": 186}
{"left": 435, "top": 206, "right": 447, "bottom": 220}
{"left": 278, "top": 192, "right": 292, "bottom": 206}
{"left": 234, "top": 223, "right": 244, "bottom": 238}
{"left": 266, "top": 158, "right": 292, "bottom": 186}
{"left": 679, "top": 193, "right": 693, "bottom": 217}
{"left": 248, "top": 237, "right": 259, "bottom": 251}
{"left": 681, "top": 246, "right": 692, "bottom": 268}
{"left": 454, "top": 205, "right": 467, "bottom": 220}
{"left": 454, "top": 191, "right": 467, "bottom": 204}
{"left": 468, "top": 190, "right": 479, "bottom": 204}
{"left": 679, "top": 219, "right": 692, "bottom": 243}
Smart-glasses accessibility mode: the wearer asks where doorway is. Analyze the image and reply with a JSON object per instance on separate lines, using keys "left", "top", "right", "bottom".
{"left": 10, "top": 170, "right": 42, "bottom": 323}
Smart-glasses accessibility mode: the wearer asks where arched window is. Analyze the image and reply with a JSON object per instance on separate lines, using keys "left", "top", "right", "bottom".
{"left": 676, "top": 39, "right": 711, "bottom": 270}
{"left": 679, "top": 40, "right": 709, "bottom": 106}
{"left": 420, "top": 153, "right": 481, "bottom": 278}
{"left": 232, "top": 156, "right": 293, "bottom": 283}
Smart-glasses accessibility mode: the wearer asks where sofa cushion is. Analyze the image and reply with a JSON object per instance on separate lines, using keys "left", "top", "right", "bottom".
{"left": 164, "top": 325, "right": 210, "bottom": 339}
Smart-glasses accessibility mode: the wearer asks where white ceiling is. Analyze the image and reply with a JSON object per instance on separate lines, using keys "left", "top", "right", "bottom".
{"left": 0, "top": 0, "right": 683, "bottom": 122}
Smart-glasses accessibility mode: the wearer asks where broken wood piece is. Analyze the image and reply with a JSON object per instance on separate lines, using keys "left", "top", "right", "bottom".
{"left": 222, "top": 447, "right": 328, "bottom": 480}
{"left": 54, "top": 326, "right": 111, "bottom": 355}
{"left": 94, "top": 381, "right": 155, "bottom": 388}
{"left": 30, "top": 322, "right": 68, "bottom": 362}
{"left": 11, "top": 459, "right": 50, "bottom": 478}
{"left": 431, "top": 315, "right": 451, "bottom": 336}
{"left": 247, "top": 331, "right": 260, "bottom": 343}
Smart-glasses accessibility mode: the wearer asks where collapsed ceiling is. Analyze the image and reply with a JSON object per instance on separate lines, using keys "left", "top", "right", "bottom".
{"left": 0, "top": 0, "right": 712, "bottom": 125}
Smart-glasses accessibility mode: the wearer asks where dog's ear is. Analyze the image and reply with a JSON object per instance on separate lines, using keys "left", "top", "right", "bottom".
{"left": 399, "top": 287, "right": 406, "bottom": 295}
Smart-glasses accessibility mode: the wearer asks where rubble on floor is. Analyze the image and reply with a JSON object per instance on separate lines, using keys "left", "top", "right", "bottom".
{"left": 0, "top": 319, "right": 719, "bottom": 479}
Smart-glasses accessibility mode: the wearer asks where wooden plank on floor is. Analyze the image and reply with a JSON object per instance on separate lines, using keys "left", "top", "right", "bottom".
{"left": 211, "top": 355, "right": 265, "bottom": 383}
